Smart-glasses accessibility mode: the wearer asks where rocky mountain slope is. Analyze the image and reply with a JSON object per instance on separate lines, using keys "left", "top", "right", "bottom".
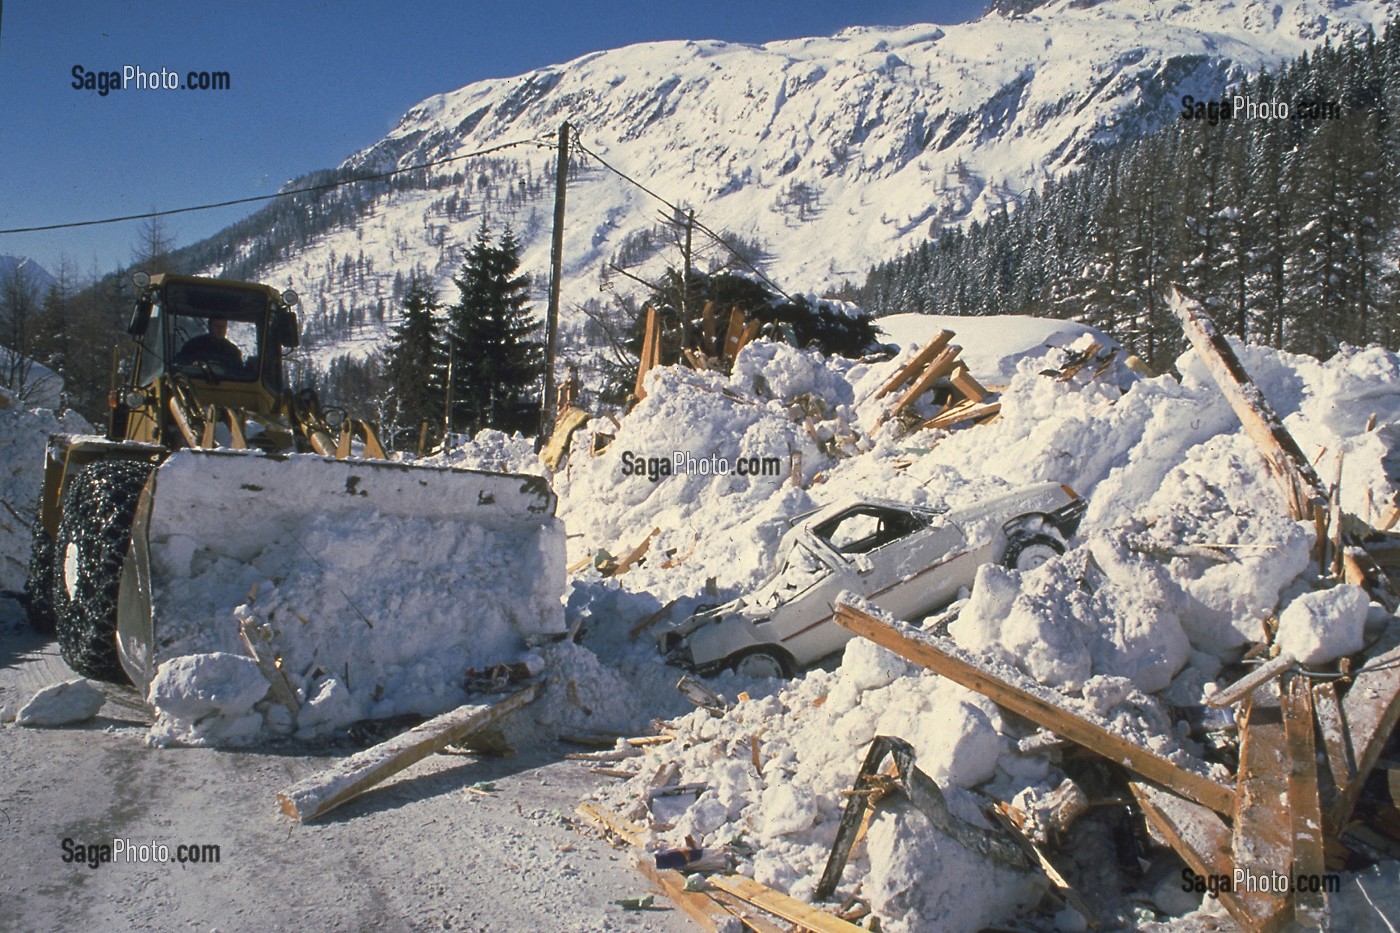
{"left": 197, "top": 0, "right": 1396, "bottom": 362}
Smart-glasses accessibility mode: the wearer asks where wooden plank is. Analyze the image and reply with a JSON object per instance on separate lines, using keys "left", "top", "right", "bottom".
{"left": 919, "top": 400, "right": 1001, "bottom": 432}
{"left": 612, "top": 527, "right": 660, "bottom": 576}
{"left": 722, "top": 307, "right": 746, "bottom": 364}
{"left": 1131, "top": 781, "right": 1292, "bottom": 932}
{"left": 635, "top": 860, "right": 741, "bottom": 933}
{"left": 1312, "top": 681, "right": 1354, "bottom": 806}
{"left": 735, "top": 319, "right": 762, "bottom": 356}
{"left": 706, "top": 889, "right": 791, "bottom": 933}
{"left": 988, "top": 802, "right": 1098, "bottom": 925}
{"left": 1328, "top": 626, "right": 1400, "bottom": 832}
{"left": 1233, "top": 686, "right": 1292, "bottom": 886}
{"left": 708, "top": 875, "right": 866, "bottom": 933}
{"left": 876, "top": 330, "right": 954, "bottom": 399}
{"left": 948, "top": 362, "right": 988, "bottom": 403}
{"left": 834, "top": 603, "right": 1235, "bottom": 814}
{"left": 700, "top": 300, "right": 717, "bottom": 356}
{"left": 628, "top": 597, "right": 680, "bottom": 640}
{"left": 277, "top": 683, "right": 540, "bottom": 822}
{"left": 1282, "top": 674, "right": 1329, "bottom": 928}
{"left": 1169, "top": 289, "right": 1328, "bottom": 521}
{"left": 635, "top": 305, "right": 661, "bottom": 400}
{"left": 576, "top": 802, "right": 647, "bottom": 847}
{"left": 1055, "top": 341, "right": 1103, "bottom": 382}
{"left": 888, "top": 345, "right": 961, "bottom": 418}
{"left": 225, "top": 409, "right": 248, "bottom": 450}
{"left": 1208, "top": 653, "right": 1297, "bottom": 709}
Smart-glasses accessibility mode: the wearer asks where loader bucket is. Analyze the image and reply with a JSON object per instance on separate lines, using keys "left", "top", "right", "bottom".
{"left": 116, "top": 449, "right": 566, "bottom": 713}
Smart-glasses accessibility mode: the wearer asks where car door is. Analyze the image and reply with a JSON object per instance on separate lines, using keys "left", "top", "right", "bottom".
{"left": 864, "top": 517, "right": 975, "bottom": 621}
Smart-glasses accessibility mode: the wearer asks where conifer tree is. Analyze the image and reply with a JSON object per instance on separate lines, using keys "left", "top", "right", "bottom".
{"left": 386, "top": 271, "right": 445, "bottom": 443}
{"left": 446, "top": 222, "right": 544, "bottom": 435}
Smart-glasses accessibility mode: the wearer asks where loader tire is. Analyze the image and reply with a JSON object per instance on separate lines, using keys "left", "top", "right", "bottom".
{"left": 24, "top": 508, "right": 57, "bottom": 634}
{"left": 52, "top": 460, "right": 151, "bottom": 684}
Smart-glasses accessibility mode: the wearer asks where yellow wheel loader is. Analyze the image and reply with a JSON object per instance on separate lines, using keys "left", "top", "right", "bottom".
{"left": 25, "top": 273, "right": 564, "bottom": 700}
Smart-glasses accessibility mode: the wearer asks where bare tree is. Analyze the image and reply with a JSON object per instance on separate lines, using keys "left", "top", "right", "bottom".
{"left": 0, "top": 262, "right": 41, "bottom": 400}
{"left": 131, "top": 214, "right": 175, "bottom": 272}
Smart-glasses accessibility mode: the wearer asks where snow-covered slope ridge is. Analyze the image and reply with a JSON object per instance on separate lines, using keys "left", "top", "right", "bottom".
{"left": 230, "top": 0, "right": 1394, "bottom": 356}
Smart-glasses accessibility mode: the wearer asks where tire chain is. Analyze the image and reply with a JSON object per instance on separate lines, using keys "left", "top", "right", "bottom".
{"left": 53, "top": 460, "right": 152, "bottom": 682}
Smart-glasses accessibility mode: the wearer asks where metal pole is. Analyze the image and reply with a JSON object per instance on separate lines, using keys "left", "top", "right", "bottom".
{"left": 539, "top": 121, "right": 569, "bottom": 444}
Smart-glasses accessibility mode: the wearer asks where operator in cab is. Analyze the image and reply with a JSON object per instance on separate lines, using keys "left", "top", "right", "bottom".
{"left": 174, "top": 317, "right": 243, "bottom": 373}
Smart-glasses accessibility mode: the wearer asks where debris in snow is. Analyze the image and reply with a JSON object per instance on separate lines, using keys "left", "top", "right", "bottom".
{"left": 15, "top": 678, "right": 105, "bottom": 727}
{"left": 277, "top": 682, "right": 541, "bottom": 822}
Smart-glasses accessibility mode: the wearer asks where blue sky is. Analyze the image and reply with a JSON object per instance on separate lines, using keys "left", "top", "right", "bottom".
{"left": 0, "top": 1, "right": 987, "bottom": 277}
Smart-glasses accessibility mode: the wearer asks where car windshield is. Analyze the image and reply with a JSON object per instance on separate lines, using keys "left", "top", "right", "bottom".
{"left": 811, "top": 506, "right": 927, "bottom": 555}
{"left": 757, "top": 543, "right": 831, "bottom": 607}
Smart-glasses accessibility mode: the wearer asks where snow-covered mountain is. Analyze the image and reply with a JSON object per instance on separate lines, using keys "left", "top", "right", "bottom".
{"left": 203, "top": 0, "right": 1396, "bottom": 362}
{"left": 0, "top": 255, "right": 55, "bottom": 292}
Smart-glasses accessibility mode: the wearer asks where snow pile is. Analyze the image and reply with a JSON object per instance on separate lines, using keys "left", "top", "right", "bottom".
{"left": 567, "top": 324, "right": 1398, "bottom": 931}
{"left": 141, "top": 452, "right": 566, "bottom": 746}
{"left": 557, "top": 348, "right": 866, "bottom": 602}
{"left": 425, "top": 428, "right": 545, "bottom": 476}
{"left": 0, "top": 391, "right": 90, "bottom": 592}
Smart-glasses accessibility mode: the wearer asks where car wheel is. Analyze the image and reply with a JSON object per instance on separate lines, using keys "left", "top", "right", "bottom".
{"left": 1002, "top": 533, "right": 1065, "bottom": 572}
{"left": 23, "top": 503, "right": 57, "bottom": 634}
{"left": 731, "top": 647, "right": 794, "bottom": 680}
{"left": 52, "top": 460, "right": 150, "bottom": 683}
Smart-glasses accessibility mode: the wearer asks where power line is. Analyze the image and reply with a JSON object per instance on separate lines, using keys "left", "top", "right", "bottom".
{"left": 0, "top": 136, "right": 552, "bottom": 236}
{"left": 570, "top": 133, "right": 794, "bottom": 302}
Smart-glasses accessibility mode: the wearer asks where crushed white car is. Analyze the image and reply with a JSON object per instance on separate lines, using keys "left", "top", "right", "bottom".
{"left": 660, "top": 482, "right": 1086, "bottom": 677}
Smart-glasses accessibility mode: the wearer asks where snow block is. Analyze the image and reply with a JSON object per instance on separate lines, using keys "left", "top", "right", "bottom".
{"left": 16, "top": 678, "right": 105, "bottom": 727}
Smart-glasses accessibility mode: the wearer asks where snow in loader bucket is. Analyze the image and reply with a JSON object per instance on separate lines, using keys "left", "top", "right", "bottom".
{"left": 115, "top": 449, "right": 566, "bottom": 745}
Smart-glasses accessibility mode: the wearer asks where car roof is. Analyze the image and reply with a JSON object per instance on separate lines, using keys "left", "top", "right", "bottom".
{"left": 795, "top": 497, "right": 947, "bottom": 529}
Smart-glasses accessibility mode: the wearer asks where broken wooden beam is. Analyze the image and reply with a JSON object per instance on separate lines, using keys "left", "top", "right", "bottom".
{"left": 1169, "top": 289, "right": 1328, "bottom": 521}
{"left": 722, "top": 307, "right": 747, "bottom": 364}
{"left": 635, "top": 860, "right": 745, "bottom": 932}
{"left": 709, "top": 875, "right": 866, "bottom": 933}
{"left": 888, "top": 345, "right": 961, "bottom": 419}
{"left": 948, "top": 362, "right": 989, "bottom": 403}
{"left": 919, "top": 400, "right": 1002, "bottom": 432}
{"left": 1327, "top": 625, "right": 1400, "bottom": 833}
{"left": 876, "top": 330, "right": 954, "bottom": 399}
{"left": 1312, "top": 681, "right": 1355, "bottom": 805}
{"left": 612, "top": 527, "right": 661, "bottom": 576}
{"left": 635, "top": 305, "right": 663, "bottom": 400}
{"left": 1208, "top": 653, "right": 1297, "bottom": 709}
{"left": 629, "top": 597, "right": 680, "bottom": 640}
{"left": 1282, "top": 673, "right": 1329, "bottom": 928}
{"left": 277, "top": 682, "right": 540, "bottom": 822}
{"left": 834, "top": 603, "right": 1235, "bottom": 814}
{"left": 1233, "top": 686, "right": 1292, "bottom": 893}
{"left": 1131, "top": 781, "right": 1292, "bottom": 932}
{"left": 577, "top": 801, "right": 647, "bottom": 847}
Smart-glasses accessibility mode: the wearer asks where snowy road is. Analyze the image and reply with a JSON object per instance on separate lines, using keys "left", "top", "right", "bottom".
{"left": 0, "top": 630, "right": 693, "bottom": 933}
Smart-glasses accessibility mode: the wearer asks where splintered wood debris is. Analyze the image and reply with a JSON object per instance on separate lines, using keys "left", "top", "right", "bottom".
{"left": 832, "top": 596, "right": 1400, "bottom": 932}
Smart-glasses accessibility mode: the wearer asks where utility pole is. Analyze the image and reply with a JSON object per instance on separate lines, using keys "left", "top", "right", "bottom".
{"left": 442, "top": 337, "right": 454, "bottom": 448}
{"left": 682, "top": 208, "right": 694, "bottom": 319}
{"left": 539, "top": 121, "right": 569, "bottom": 445}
